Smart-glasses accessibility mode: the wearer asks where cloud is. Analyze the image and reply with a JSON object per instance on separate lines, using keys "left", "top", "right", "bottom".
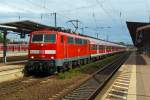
{"left": 0, "top": 3, "right": 23, "bottom": 13}
{"left": 1, "top": 0, "right": 147, "bottom": 44}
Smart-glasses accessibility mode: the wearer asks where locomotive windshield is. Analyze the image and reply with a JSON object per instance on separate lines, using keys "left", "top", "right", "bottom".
{"left": 32, "top": 34, "right": 56, "bottom": 43}
{"left": 32, "top": 34, "right": 43, "bottom": 42}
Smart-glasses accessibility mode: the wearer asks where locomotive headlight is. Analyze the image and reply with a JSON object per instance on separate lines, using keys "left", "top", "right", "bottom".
{"left": 31, "top": 56, "right": 34, "bottom": 59}
{"left": 51, "top": 56, "right": 54, "bottom": 59}
{"left": 41, "top": 43, "right": 44, "bottom": 46}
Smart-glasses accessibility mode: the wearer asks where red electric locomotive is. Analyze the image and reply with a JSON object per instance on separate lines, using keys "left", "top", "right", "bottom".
{"left": 25, "top": 29, "right": 91, "bottom": 74}
{"left": 25, "top": 29, "right": 126, "bottom": 75}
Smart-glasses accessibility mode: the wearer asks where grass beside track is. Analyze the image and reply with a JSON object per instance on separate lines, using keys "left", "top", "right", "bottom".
{"left": 58, "top": 54, "right": 121, "bottom": 79}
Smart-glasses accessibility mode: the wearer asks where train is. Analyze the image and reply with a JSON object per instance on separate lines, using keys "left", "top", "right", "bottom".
{"left": 24, "top": 29, "right": 126, "bottom": 75}
{"left": 0, "top": 43, "right": 28, "bottom": 52}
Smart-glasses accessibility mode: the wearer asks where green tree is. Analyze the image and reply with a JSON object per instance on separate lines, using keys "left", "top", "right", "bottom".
{"left": 0, "top": 32, "right": 10, "bottom": 43}
{"left": 0, "top": 32, "right": 4, "bottom": 43}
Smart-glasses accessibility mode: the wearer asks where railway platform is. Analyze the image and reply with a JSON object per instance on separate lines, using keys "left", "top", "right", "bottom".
{"left": 0, "top": 51, "right": 27, "bottom": 57}
{"left": 0, "top": 61, "right": 26, "bottom": 83}
{"left": 95, "top": 52, "right": 150, "bottom": 100}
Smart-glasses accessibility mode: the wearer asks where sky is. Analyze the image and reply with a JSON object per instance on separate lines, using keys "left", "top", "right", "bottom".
{"left": 0, "top": 0, "right": 150, "bottom": 44}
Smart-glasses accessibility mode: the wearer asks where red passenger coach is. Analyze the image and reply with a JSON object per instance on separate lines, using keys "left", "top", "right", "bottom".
{"left": 25, "top": 29, "right": 126, "bottom": 75}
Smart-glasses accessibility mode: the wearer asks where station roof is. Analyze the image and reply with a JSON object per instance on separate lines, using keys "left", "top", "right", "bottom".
{"left": 0, "top": 20, "right": 58, "bottom": 33}
{"left": 126, "top": 21, "right": 150, "bottom": 46}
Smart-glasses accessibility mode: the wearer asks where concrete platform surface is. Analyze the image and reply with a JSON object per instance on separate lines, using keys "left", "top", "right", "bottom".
{"left": 0, "top": 51, "right": 27, "bottom": 57}
{"left": 95, "top": 52, "right": 150, "bottom": 100}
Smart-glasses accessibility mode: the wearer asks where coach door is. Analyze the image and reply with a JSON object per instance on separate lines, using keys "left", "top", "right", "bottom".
{"left": 97, "top": 44, "right": 99, "bottom": 54}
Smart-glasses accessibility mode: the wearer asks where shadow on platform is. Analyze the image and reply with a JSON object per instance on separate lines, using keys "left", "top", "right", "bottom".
{"left": 124, "top": 53, "right": 147, "bottom": 65}
{"left": 136, "top": 55, "right": 147, "bottom": 65}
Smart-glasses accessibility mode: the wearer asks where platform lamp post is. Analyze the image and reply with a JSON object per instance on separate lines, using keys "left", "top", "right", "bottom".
{"left": 3, "top": 30, "right": 7, "bottom": 63}
{"left": 50, "top": 12, "right": 57, "bottom": 27}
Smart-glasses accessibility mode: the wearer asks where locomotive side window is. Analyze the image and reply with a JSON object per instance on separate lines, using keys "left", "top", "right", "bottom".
{"left": 44, "top": 34, "right": 56, "bottom": 43}
{"left": 32, "top": 34, "right": 43, "bottom": 42}
{"left": 61, "top": 35, "right": 64, "bottom": 43}
{"left": 99, "top": 45, "right": 103, "bottom": 50}
{"left": 68, "top": 36, "right": 74, "bottom": 44}
{"left": 75, "top": 38, "right": 82, "bottom": 44}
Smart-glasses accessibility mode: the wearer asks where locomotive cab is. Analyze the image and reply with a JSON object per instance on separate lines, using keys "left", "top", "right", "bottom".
{"left": 25, "top": 30, "right": 57, "bottom": 75}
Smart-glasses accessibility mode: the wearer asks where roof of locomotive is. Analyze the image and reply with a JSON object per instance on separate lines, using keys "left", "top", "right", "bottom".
{"left": 31, "top": 28, "right": 126, "bottom": 48}
{"left": 59, "top": 31, "right": 126, "bottom": 48}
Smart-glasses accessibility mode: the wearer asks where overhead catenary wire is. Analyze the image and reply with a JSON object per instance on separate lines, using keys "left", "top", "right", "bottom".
{"left": 145, "top": 0, "right": 150, "bottom": 22}
{"left": 95, "top": 0, "right": 122, "bottom": 26}
{"left": 0, "top": 1, "right": 44, "bottom": 21}
{"left": 1, "top": 1, "right": 35, "bottom": 14}
{"left": 95, "top": 0, "right": 129, "bottom": 41}
{"left": 0, "top": 0, "right": 122, "bottom": 37}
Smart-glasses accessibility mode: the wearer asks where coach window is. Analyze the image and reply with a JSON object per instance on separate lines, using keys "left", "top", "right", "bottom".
{"left": 99, "top": 45, "right": 102, "bottom": 50}
{"left": 68, "top": 36, "right": 74, "bottom": 44}
{"left": 82, "top": 39, "right": 87, "bottom": 44}
{"left": 95, "top": 45, "right": 97, "bottom": 50}
{"left": 92, "top": 45, "right": 96, "bottom": 50}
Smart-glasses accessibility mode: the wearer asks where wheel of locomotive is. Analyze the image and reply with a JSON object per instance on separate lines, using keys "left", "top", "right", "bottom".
{"left": 24, "top": 61, "right": 34, "bottom": 76}
{"left": 57, "top": 66, "right": 61, "bottom": 73}
{"left": 82, "top": 59, "right": 85, "bottom": 65}
{"left": 83, "top": 59, "right": 87, "bottom": 65}
{"left": 45, "top": 63, "right": 57, "bottom": 74}
{"left": 81, "top": 59, "right": 85, "bottom": 65}
{"left": 68, "top": 62, "right": 73, "bottom": 70}
{"left": 64, "top": 62, "right": 70, "bottom": 71}
{"left": 57, "top": 65, "right": 65, "bottom": 73}
{"left": 72, "top": 61, "right": 77, "bottom": 68}
{"left": 77, "top": 60, "right": 81, "bottom": 66}
{"left": 24, "top": 64, "right": 31, "bottom": 76}
{"left": 79, "top": 59, "right": 82, "bottom": 65}
{"left": 86, "top": 58, "right": 90, "bottom": 64}
{"left": 73, "top": 61, "right": 77, "bottom": 67}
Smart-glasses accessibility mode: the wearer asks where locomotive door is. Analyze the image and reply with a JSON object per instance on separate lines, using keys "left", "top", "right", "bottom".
{"left": 61, "top": 35, "right": 67, "bottom": 59}
{"left": 64, "top": 36, "right": 68, "bottom": 58}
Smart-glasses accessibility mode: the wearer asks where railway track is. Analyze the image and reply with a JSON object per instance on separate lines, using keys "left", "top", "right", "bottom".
{"left": 62, "top": 53, "right": 130, "bottom": 100}
{"left": 0, "top": 75, "right": 56, "bottom": 97}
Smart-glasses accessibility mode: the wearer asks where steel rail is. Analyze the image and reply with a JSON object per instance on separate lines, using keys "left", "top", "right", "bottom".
{"left": 62, "top": 52, "right": 130, "bottom": 100}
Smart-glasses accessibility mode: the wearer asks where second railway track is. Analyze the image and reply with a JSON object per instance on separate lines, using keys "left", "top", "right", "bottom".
{"left": 62, "top": 53, "right": 130, "bottom": 100}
